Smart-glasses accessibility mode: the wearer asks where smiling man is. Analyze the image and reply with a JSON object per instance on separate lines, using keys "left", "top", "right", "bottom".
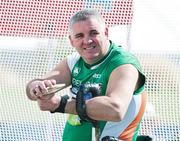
{"left": 26, "top": 9, "right": 147, "bottom": 141}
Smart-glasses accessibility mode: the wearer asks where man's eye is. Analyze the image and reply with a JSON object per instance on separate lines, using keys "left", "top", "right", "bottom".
{"left": 91, "top": 31, "right": 99, "bottom": 36}
{"left": 75, "top": 34, "right": 83, "bottom": 38}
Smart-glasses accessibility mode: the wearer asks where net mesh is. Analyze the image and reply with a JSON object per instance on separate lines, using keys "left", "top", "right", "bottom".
{"left": 1, "top": 0, "right": 133, "bottom": 38}
{"left": 0, "top": 0, "right": 179, "bottom": 141}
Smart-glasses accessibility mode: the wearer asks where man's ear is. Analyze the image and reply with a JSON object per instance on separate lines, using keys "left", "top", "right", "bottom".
{"left": 69, "top": 35, "right": 74, "bottom": 47}
{"left": 105, "top": 27, "right": 109, "bottom": 38}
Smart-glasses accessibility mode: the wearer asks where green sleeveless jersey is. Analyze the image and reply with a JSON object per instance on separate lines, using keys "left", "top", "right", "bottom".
{"left": 63, "top": 41, "right": 146, "bottom": 141}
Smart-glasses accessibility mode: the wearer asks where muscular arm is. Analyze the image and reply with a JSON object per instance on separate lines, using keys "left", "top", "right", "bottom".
{"left": 84, "top": 64, "right": 140, "bottom": 121}
{"left": 41, "top": 58, "right": 71, "bottom": 84}
{"left": 26, "top": 58, "right": 71, "bottom": 101}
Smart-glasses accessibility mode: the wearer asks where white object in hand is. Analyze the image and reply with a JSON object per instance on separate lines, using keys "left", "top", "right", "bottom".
{"left": 44, "top": 84, "right": 66, "bottom": 95}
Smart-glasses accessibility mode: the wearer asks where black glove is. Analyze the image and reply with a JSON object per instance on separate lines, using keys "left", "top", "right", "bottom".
{"left": 76, "top": 84, "right": 100, "bottom": 128}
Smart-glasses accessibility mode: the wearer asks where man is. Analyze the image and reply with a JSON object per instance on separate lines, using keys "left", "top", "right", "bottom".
{"left": 26, "top": 9, "right": 147, "bottom": 141}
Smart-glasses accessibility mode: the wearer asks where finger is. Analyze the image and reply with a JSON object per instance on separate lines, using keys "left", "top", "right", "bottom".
{"left": 44, "top": 80, "right": 54, "bottom": 88}
{"left": 34, "top": 84, "right": 43, "bottom": 95}
{"left": 35, "top": 83, "right": 49, "bottom": 98}
{"left": 50, "top": 79, "right": 56, "bottom": 85}
{"left": 30, "top": 87, "right": 39, "bottom": 98}
{"left": 30, "top": 87, "right": 42, "bottom": 100}
{"left": 36, "top": 82, "right": 48, "bottom": 95}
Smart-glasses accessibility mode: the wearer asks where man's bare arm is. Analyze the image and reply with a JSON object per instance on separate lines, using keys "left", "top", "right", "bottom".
{"left": 84, "top": 64, "right": 140, "bottom": 121}
{"left": 26, "top": 58, "right": 71, "bottom": 101}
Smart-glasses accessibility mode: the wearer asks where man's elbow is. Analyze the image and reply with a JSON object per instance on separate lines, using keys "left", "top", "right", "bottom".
{"left": 112, "top": 104, "right": 127, "bottom": 121}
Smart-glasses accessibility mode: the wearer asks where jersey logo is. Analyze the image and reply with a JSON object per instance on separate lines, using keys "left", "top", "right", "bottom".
{"left": 92, "top": 73, "right": 101, "bottom": 79}
{"left": 73, "top": 67, "right": 81, "bottom": 76}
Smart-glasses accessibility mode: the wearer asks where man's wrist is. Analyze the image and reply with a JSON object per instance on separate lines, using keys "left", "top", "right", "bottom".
{"left": 50, "top": 95, "right": 69, "bottom": 113}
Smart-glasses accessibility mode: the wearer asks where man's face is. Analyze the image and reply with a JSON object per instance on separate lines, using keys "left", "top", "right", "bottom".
{"left": 69, "top": 18, "right": 109, "bottom": 64}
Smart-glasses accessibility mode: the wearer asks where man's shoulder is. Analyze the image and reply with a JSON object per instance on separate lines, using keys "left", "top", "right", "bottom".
{"left": 67, "top": 52, "right": 81, "bottom": 72}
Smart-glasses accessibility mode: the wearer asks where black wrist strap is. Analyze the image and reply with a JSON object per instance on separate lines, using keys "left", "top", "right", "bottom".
{"left": 50, "top": 95, "right": 69, "bottom": 113}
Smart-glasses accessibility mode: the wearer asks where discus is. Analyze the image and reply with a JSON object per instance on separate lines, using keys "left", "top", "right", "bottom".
{"left": 43, "top": 84, "right": 66, "bottom": 95}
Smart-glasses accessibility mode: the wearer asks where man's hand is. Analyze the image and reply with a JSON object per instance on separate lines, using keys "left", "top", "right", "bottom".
{"left": 37, "top": 94, "right": 61, "bottom": 111}
{"left": 27, "top": 79, "right": 56, "bottom": 100}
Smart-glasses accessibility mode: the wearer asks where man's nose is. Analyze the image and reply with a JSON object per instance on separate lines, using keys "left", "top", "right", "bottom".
{"left": 83, "top": 37, "right": 93, "bottom": 45}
